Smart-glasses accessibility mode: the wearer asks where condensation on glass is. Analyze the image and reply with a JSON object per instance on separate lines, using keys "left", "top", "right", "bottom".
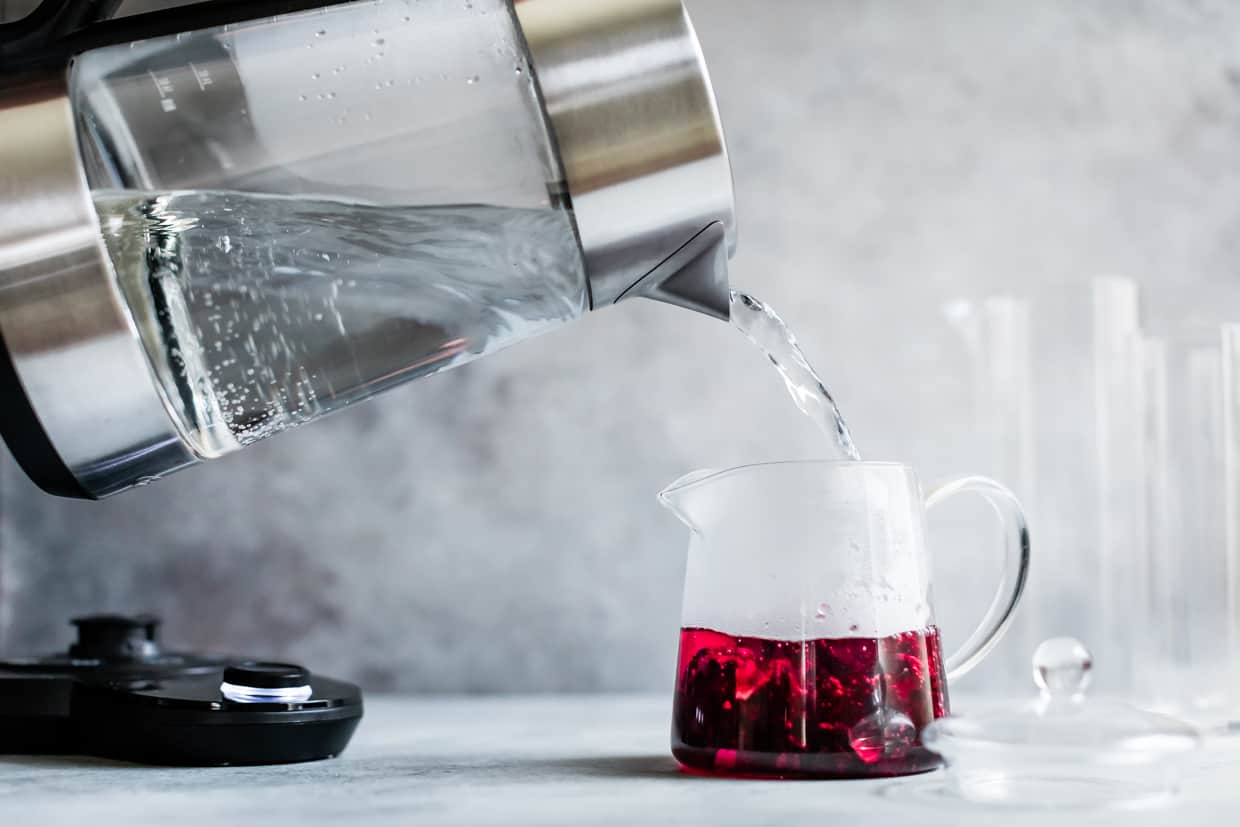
{"left": 69, "top": 0, "right": 587, "bottom": 457}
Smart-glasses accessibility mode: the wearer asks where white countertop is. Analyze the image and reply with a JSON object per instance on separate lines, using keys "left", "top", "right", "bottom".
{"left": 0, "top": 695, "right": 1234, "bottom": 826}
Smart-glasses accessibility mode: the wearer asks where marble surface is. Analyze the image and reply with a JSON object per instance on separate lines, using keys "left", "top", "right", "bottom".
{"left": 0, "top": 694, "right": 1233, "bottom": 827}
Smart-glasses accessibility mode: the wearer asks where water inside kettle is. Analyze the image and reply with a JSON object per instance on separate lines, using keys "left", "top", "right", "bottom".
{"left": 95, "top": 189, "right": 588, "bottom": 457}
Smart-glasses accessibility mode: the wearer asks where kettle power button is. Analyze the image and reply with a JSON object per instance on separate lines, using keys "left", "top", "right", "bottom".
{"left": 220, "top": 662, "right": 313, "bottom": 703}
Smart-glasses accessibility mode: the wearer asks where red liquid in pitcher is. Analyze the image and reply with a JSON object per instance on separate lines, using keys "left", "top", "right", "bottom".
{"left": 672, "top": 626, "right": 949, "bottom": 779}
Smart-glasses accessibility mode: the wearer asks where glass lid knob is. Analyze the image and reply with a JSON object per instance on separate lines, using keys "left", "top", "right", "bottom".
{"left": 1032, "top": 637, "right": 1093, "bottom": 701}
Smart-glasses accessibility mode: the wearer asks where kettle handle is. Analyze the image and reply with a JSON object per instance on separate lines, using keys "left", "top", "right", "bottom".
{"left": 925, "top": 475, "right": 1032, "bottom": 681}
{"left": 0, "top": 0, "right": 121, "bottom": 69}
{"left": 1, "top": 0, "right": 353, "bottom": 71}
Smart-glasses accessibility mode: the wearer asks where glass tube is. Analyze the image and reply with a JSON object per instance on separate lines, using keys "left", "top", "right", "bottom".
{"left": 1222, "top": 324, "right": 1240, "bottom": 728}
{"left": 941, "top": 295, "right": 1035, "bottom": 691}
{"left": 1139, "top": 328, "right": 1228, "bottom": 725}
{"left": 1092, "top": 277, "right": 1147, "bottom": 693}
{"left": 941, "top": 277, "right": 1141, "bottom": 692}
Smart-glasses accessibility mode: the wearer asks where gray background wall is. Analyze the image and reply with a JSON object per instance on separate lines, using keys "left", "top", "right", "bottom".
{"left": 2, "top": 0, "right": 1239, "bottom": 694}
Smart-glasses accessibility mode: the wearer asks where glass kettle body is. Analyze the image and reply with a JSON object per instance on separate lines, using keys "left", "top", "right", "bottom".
{"left": 0, "top": 0, "right": 735, "bottom": 499}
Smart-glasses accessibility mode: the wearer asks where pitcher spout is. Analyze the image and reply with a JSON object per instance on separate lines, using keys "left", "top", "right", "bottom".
{"left": 657, "top": 467, "right": 724, "bottom": 531}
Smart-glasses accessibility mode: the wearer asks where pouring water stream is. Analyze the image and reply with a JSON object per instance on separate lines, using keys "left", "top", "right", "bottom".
{"left": 728, "top": 291, "right": 860, "bottom": 461}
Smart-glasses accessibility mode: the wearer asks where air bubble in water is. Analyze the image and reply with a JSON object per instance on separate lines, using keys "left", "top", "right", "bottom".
{"left": 467, "top": 75, "right": 480, "bottom": 85}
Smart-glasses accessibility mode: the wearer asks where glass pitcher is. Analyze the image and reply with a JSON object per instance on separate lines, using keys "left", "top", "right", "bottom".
{"left": 0, "top": 0, "right": 734, "bottom": 498}
{"left": 660, "top": 460, "right": 1030, "bottom": 778}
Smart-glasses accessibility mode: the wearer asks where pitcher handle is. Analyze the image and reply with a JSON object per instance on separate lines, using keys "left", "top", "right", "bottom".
{"left": 925, "top": 475, "right": 1031, "bottom": 681}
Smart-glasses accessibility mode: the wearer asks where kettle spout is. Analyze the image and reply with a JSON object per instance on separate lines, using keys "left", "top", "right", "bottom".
{"left": 617, "top": 222, "right": 731, "bottom": 322}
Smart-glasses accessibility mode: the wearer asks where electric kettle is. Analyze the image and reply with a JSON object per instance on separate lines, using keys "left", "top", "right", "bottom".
{"left": 0, "top": 0, "right": 736, "bottom": 499}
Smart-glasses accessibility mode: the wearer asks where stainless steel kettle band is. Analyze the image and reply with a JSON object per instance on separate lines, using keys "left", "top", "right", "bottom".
{"left": 0, "top": 73, "right": 197, "bottom": 498}
{"left": 513, "top": 0, "right": 736, "bottom": 320}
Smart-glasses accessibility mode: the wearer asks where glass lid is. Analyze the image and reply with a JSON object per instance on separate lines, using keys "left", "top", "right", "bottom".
{"left": 922, "top": 637, "right": 1201, "bottom": 809}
